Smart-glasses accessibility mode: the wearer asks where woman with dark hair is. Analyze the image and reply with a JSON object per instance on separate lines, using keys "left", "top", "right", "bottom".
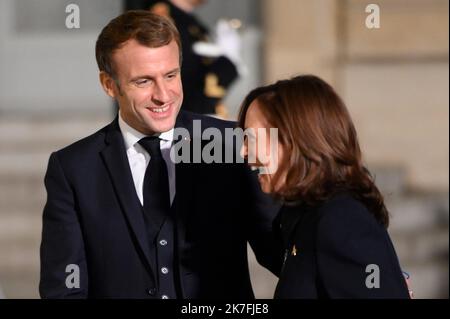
{"left": 238, "top": 75, "right": 410, "bottom": 299}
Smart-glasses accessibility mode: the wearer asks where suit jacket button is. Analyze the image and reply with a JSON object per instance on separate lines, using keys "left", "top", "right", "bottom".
{"left": 147, "top": 288, "right": 156, "bottom": 296}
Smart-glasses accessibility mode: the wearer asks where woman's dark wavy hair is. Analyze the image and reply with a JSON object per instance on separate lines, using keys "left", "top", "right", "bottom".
{"left": 238, "top": 75, "right": 389, "bottom": 227}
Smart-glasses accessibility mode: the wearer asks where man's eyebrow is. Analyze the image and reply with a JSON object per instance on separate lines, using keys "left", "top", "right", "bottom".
{"left": 165, "top": 68, "right": 181, "bottom": 75}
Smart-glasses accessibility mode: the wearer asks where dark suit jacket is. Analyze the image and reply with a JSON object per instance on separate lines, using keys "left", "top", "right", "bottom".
{"left": 40, "top": 111, "right": 282, "bottom": 299}
{"left": 274, "top": 193, "right": 410, "bottom": 299}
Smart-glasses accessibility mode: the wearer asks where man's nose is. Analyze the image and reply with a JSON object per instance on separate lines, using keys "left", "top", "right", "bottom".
{"left": 152, "top": 81, "right": 170, "bottom": 105}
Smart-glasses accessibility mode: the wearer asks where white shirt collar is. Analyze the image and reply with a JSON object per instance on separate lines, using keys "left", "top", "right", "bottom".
{"left": 118, "top": 112, "right": 174, "bottom": 151}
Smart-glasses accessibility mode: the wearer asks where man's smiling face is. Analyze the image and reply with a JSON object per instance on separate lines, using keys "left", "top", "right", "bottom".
{"left": 104, "top": 39, "right": 183, "bottom": 135}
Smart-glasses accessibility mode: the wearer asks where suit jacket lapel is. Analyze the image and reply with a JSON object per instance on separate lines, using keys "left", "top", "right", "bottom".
{"left": 172, "top": 112, "right": 196, "bottom": 244}
{"left": 172, "top": 111, "right": 221, "bottom": 245}
{"left": 171, "top": 112, "right": 198, "bottom": 298}
{"left": 100, "top": 118, "right": 155, "bottom": 276}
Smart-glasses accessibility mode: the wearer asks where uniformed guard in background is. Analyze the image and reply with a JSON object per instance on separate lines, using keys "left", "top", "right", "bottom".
{"left": 124, "top": 0, "right": 241, "bottom": 118}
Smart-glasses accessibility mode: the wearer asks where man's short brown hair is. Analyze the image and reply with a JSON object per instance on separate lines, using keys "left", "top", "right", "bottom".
{"left": 95, "top": 10, "right": 182, "bottom": 78}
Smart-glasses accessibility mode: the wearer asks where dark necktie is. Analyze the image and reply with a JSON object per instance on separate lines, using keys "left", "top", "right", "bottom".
{"left": 138, "top": 136, "right": 170, "bottom": 238}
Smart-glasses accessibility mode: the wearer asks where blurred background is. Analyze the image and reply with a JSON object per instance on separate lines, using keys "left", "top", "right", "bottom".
{"left": 0, "top": 0, "right": 448, "bottom": 298}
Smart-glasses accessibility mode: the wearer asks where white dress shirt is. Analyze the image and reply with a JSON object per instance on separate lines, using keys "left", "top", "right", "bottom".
{"left": 118, "top": 114, "right": 176, "bottom": 206}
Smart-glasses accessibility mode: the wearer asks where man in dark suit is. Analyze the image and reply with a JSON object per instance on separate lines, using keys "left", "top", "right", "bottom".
{"left": 39, "top": 10, "right": 281, "bottom": 299}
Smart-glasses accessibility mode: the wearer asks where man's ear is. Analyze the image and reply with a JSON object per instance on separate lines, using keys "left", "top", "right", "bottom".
{"left": 99, "top": 71, "right": 117, "bottom": 98}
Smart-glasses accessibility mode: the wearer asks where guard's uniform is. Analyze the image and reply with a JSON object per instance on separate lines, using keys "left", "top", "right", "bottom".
{"left": 125, "top": 0, "right": 238, "bottom": 116}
